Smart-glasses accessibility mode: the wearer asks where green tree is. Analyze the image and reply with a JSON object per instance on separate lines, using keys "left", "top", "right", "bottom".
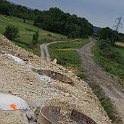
{"left": 99, "top": 27, "right": 112, "bottom": 40}
{"left": 4, "top": 25, "right": 19, "bottom": 40}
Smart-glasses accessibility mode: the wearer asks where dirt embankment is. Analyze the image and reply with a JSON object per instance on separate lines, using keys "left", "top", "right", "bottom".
{"left": 0, "top": 35, "right": 111, "bottom": 124}
{"left": 78, "top": 40, "right": 124, "bottom": 123}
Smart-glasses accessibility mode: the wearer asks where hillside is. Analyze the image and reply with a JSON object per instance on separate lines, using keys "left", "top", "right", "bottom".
{"left": 0, "top": 35, "right": 111, "bottom": 123}
{"left": 0, "top": 14, "right": 67, "bottom": 56}
{"left": 0, "top": 0, "right": 93, "bottom": 38}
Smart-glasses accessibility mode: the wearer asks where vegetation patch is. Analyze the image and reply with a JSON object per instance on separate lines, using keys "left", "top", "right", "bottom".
{"left": 49, "top": 49, "right": 81, "bottom": 68}
{"left": 0, "top": 14, "right": 67, "bottom": 55}
{"left": 49, "top": 39, "right": 89, "bottom": 76}
{"left": 92, "top": 40, "right": 124, "bottom": 87}
{"left": 0, "top": 1, "right": 93, "bottom": 38}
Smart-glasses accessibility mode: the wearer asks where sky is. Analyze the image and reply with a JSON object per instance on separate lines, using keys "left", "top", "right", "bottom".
{"left": 8, "top": 0, "right": 124, "bottom": 33}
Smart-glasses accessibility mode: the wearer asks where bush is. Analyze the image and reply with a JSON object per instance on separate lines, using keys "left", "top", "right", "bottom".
{"left": 97, "top": 40, "right": 121, "bottom": 63}
{"left": 4, "top": 25, "right": 19, "bottom": 40}
{"left": 99, "top": 27, "right": 112, "bottom": 40}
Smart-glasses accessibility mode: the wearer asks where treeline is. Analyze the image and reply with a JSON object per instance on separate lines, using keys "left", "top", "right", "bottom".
{"left": 0, "top": 0, "right": 41, "bottom": 20}
{"left": 0, "top": 0, "right": 93, "bottom": 38}
{"left": 34, "top": 8, "right": 93, "bottom": 38}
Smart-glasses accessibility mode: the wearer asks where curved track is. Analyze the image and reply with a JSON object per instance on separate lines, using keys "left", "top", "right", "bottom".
{"left": 40, "top": 41, "right": 66, "bottom": 61}
{"left": 77, "top": 40, "right": 124, "bottom": 122}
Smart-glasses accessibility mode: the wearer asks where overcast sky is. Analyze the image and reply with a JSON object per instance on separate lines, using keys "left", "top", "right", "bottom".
{"left": 8, "top": 0, "right": 124, "bottom": 33}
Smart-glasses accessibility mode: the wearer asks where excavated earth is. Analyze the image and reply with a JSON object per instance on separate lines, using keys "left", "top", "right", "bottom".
{"left": 0, "top": 34, "right": 111, "bottom": 124}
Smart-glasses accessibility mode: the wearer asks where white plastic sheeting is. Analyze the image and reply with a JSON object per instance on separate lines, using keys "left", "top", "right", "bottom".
{"left": 0, "top": 93, "right": 28, "bottom": 110}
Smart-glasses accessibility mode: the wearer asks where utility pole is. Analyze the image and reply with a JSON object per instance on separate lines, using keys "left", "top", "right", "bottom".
{"left": 112, "top": 17, "right": 122, "bottom": 43}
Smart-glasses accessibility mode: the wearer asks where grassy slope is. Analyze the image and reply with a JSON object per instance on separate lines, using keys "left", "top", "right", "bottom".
{"left": 114, "top": 46, "right": 124, "bottom": 58}
{"left": 0, "top": 14, "right": 67, "bottom": 55}
{"left": 91, "top": 41, "right": 123, "bottom": 123}
{"left": 49, "top": 39, "right": 89, "bottom": 77}
{"left": 93, "top": 44, "right": 124, "bottom": 88}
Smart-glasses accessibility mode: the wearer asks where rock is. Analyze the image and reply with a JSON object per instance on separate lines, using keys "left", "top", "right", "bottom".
{"left": 53, "top": 59, "right": 57, "bottom": 64}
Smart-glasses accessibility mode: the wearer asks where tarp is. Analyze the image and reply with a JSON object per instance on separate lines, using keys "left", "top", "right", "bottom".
{"left": 0, "top": 93, "right": 28, "bottom": 110}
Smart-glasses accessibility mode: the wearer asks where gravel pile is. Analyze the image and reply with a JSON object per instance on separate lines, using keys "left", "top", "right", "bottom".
{"left": 0, "top": 35, "right": 111, "bottom": 124}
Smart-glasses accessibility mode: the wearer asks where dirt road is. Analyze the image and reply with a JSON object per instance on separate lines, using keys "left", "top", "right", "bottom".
{"left": 77, "top": 40, "right": 124, "bottom": 122}
{"left": 40, "top": 43, "right": 51, "bottom": 61}
{"left": 40, "top": 41, "right": 67, "bottom": 61}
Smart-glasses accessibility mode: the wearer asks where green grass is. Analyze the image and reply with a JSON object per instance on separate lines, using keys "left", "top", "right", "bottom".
{"left": 49, "top": 39, "right": 89, "bottom": 49}
{"left": 92, "top": 44, "right": 124, "bottom": 87}
{"left": 49, "top": 48, "right": 81, "bottom": 68}
{"left": 114, "top": 47, "right": 124, "bottom": 58}
{"left": 0, "top": 14, "right": 67, "bottom": 55}
{"left": 49, "top": 39, "right": 89, "bottom": 76}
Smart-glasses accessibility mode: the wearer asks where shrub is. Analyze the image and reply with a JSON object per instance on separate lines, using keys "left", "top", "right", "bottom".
{"left": 4, "top": 25, "right": 19, "bottom": 40}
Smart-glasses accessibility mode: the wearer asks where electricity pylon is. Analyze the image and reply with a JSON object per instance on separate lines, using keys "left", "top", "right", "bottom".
{"left": 112, "top": 17, "right": 122, "bottom": 43}
{"left": 113, "top": 17, "right": 122, "bottom": 32}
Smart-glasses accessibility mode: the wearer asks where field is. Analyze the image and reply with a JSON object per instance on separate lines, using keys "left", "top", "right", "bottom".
{"left": 0, "top": 14, "right": 67, "bottom": 55}
{"left": 49, "top": 39, "right": 89, "bottom": 77}
{"left": 115, "top": 42, "right": 124, "bottom": 47}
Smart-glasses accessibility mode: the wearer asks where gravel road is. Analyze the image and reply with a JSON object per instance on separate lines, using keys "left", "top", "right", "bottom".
{"left": 40, "top": 43, "right": 51, "bottom": 61}
{"left": 40, "top": 41, "right": 67, "bottom": 61}
{"left": 77, "top": 39, "right": 124, "bottom": 123}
